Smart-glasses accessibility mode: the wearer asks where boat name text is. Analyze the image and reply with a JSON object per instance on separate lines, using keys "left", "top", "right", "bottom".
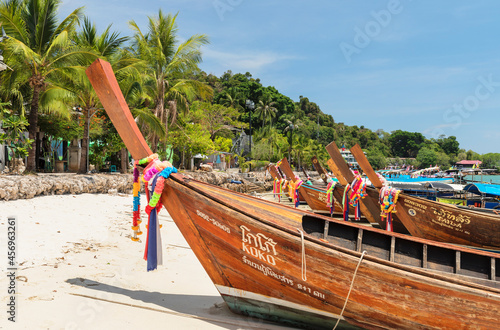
{"left": 241, "top": 225, "right": 277, "bottom": 265}
{"left": 403, "top": 199, "right": 428, "bottom": 210}
{"left": 430, "top": 207, "right": 471, "bottom": 231}
{"left": 196, "top": 210, "right": 231, "bottom": 234}
{"left": 242, "top": 256, "right": 294, "bottom": 286}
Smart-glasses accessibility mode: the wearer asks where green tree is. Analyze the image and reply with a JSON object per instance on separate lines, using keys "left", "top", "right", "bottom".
{"left": 129, "top": 10, "right": 213, "bottom": 153}
{"left": 367, "top": 149, "right": 387, "bottom": 170}
{"left": 389, "top": 130, "right": 425, "bottom": 158}
{"left": 53, "top": 16, "right": 144, "bottom": 173}
{"left": 219, "top": 87, "right": 244, "bottom": 111}
{"left": 255, "top": 94, "right": 277, "bottom": 130}
{"left": 189, "top": 101, "right": 242, "bottom": 140}
{"left": 438, "top": 135, "right": 460, "bottom": 155}
{"left": 0, "top": 0, "right": 91, "bottom": 171}
{"left": 0, "top": 111, "right": 33, "bottom": 164}
{"left": 416, "top": 147, "right": 437, "bottom": 168}
{"left": 482, "top": 153, "right": 500, "bottom": 170}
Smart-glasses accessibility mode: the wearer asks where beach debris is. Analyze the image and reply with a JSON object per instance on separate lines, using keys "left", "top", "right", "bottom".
{"left": 16, "top": 276, "right": 28, "bottom": 282}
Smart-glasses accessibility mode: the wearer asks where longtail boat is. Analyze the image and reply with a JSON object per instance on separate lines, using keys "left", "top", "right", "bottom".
{"left": 266, "top": 163, "right": 306, "bottom": 203}
{"left": 325, "top": 143, "right": 409, "bottom": 234}
{"left": 86, "top": 59, "right": 500, "bottom": 329}
{"left": 277, "top": 157, "right": 342, "bottom": 214}
{"left": 345, "top": 143, "right": 500, "bottom": 250}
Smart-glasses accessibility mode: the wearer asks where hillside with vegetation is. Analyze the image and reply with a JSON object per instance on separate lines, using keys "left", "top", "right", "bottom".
{"left": 0, "top": 1, "right": 498, "bottom": 174}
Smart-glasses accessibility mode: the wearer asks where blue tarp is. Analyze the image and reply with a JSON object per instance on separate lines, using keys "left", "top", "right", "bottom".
{"left": 464, "top": 183, "right": 500, "bottom": 197}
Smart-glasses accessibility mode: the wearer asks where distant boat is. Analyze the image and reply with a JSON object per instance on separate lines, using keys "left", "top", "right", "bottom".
{"left": 277, "top": 157, "right": 344, "bottom": 215}
{"left": 329, "top": 142, "right": 500, "bottom": 250}
{"left": 87, "top": 59, "right": 500, "bottom": 329}
{"left": 266, "top": 163, "right": 306, "bottom": 204}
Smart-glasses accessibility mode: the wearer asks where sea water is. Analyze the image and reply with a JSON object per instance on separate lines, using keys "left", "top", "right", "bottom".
{"left": 463, "top": 175, "right": 500, "bottom": 184}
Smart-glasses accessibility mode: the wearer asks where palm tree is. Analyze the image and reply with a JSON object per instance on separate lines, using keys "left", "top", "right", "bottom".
{"left": 255, "top": 95, "right": 277, "bottom": 130}
{"left": 220, "top": 87, "right": 244, "bottom": 110}
{"left": 62, "top": 17, "right": 141, "bottom": 173}
{"left": 129, "top": 10, "right": 213, "bottom": 153}
{"left": 283, "top": 116, "right": 302, "bottom": 163}
{"left": 0, "top": 0, "right": 93, "bottom": 171}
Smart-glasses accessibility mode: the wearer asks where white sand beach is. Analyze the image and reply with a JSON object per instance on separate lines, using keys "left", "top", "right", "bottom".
{"left": 0, "top": 193, "right": 294, "bottom": 330}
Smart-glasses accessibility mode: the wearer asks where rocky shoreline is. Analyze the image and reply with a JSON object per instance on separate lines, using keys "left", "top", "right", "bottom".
{"left": 0, "top": 170, "right": 273, "bottom": 201}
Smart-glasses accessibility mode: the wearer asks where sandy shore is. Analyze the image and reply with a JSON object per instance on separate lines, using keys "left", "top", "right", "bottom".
{"left": 0, "top": 193, "right": 295, "bottom": 330}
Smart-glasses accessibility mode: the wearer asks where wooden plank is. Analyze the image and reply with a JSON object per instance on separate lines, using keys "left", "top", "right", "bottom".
{"left": 423, "top": 244, "right": 428, "bottom": 269}
{"left": 326, "top": 159, "right": 349, "bottom": 186}
{"left": 492, "top": 258, "right": 496, "bottom": 281}
{"left": 325, "top": 142, "right": 355, "bottom": 182}
{"left": 390, "top": 236, "right": 395, "bottom": 262}
{"left": 356, "top": 229, "right": 363, "bottom": 252}
{"left": 311, "top": 156, "right": 330, "bottom": 184}
{"left": 323, "top": 220, "right": 330, "bottom": 240}
{"left": 351, "top": 144, "right": 383, "bottom": 189}
{"left": 86, "top": 59, "right": 152, "bottom": 160}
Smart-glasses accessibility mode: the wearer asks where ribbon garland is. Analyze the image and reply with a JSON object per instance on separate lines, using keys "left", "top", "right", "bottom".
{"left": 132, "top": 154, "right": 177, "bottom": 271}
{"left": 131, "top": 162, "right": 142, "bottom": 241}
{"left": 273, "top": 177, "right": 282, "bottom": 202}
{"left": 379, "top": 186, "right": 400, "bottom": 232}
{"left": 342, "top": 184, "right": 351, "bottom": 221}
{"left": 342, "top": 175, "right": 367, "bottom": 221}
{"left": 291, "top": 176, "right": 304, "bottom": 208}
{"left": 326, "top": 180, "right": 335, "bottom": 215}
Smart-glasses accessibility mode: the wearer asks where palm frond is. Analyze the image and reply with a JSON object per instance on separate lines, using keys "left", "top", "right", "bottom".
{"left": 131, "top": 107, "right": 166, "bottom": 139}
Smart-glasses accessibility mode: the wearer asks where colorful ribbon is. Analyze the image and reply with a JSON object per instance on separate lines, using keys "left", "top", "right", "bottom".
{"left": 131, "top": 162, "right": 142, "bottom": 241}
{"left": 132, "top": 154, "right": 177, "bottom": 271}
{"left": 326, "top": 180, "right": 335, "bottom": 215}
{"left": 291, "top": 177, "right": 303, "bottom": 208}
{"left": 342, "top": 175, "right": 367, "bottom": 221}
{"left": 379, "top": 186, "right": 400, "bottom": 232}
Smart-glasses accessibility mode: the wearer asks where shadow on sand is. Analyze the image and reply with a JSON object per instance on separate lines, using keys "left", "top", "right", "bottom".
{"left": 66, "top": 277, "right": 291, "bottom": 330}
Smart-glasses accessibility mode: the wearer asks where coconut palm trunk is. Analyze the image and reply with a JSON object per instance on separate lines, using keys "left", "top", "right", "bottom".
{"left": 27, "top": 81, "right": 43, "bottom": 171}
{"left": 79, "top": 107, "right": 90, "bottom": 173}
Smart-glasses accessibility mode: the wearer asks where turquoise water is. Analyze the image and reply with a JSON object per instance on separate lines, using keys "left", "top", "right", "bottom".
{"left": 463, "top": 175, "right": 500, "bottom": 184}
{"left": 384, "top": 174, "right": 453, "bottom": 183}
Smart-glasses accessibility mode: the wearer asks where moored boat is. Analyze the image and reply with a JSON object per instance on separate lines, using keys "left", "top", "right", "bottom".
{"left": 87, "top": 59, "right": 500, "bottom": 329}
{"left": 343, "top": 143, "right": 500, "bottom": 250}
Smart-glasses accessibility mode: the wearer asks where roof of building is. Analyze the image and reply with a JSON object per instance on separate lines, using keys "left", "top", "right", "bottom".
{"left": 456, "top": 160, "right": 482, "bottom": 165}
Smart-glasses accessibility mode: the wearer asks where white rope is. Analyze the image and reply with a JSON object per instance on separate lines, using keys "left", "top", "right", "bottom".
{"left": 297, "top": 229, "right": 307, "bottom": 281}
{"left": 333, "top": 250, "right": 367, "bottom": 330}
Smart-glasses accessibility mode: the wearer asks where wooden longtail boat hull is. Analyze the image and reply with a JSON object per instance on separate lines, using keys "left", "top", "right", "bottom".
{"left": 348, "top": 144, "right": 500, "bottom": 250}
{"left": 87, "top": 59, "right": 500, "bottom": 329}
{"left": 165, "top": 173, "right": 500, "bottom": 329}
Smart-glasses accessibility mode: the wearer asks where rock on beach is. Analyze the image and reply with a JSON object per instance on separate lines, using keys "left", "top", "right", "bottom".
{"left": 0, "top": 170, "right": 273, "bottom": 201}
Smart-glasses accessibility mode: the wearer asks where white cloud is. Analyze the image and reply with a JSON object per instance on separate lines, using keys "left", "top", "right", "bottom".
{"left": 202, "top": 47, "right": 300, "bottom": 74}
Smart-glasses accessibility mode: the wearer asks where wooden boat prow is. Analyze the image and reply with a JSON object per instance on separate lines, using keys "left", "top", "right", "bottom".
{"left": 87, "top": 59, "right": 500, "bottom": 329}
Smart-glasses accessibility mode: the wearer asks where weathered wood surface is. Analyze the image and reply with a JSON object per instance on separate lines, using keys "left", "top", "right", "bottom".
{"left": 311, "top": 156, "right": 330, "bottom": 184}
{"left": 87, "top": 59, "right": 500, "bottom": 329}
{"left": 86, "top": 59, "right": 151, "bottom": 160}
{"left": 350, "top": 143, "right": 500, "bottom": 250}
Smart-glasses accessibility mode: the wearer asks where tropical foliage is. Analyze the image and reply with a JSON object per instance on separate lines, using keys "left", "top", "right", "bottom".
{"left": 0, "top": 3, "right": 495, "bottom": 174}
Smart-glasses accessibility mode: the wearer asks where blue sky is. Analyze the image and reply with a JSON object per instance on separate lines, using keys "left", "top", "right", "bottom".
{"left": 60, "top": 0, "right": 500, "bottom": 154}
